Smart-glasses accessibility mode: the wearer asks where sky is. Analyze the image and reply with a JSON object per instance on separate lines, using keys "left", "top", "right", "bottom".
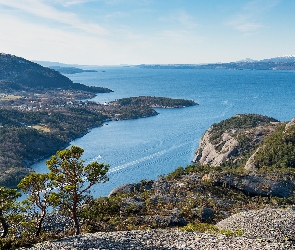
{"left": 0, "top": 0, "right": 294, "bottom": 65}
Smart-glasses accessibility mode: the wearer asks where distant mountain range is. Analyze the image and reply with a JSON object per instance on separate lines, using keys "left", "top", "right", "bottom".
{"left": 2, "top": 53, "right": 295, "bottom": 72}
{"left": 139, "top": 55, "right": 295, "bottom": 70}
{"left": 261, "top": 55, "right": 295, "bottom": 63}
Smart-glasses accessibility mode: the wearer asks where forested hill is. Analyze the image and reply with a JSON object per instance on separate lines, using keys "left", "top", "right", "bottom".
{"left": 0, "top": 53, "right": 111, "bottom": 93}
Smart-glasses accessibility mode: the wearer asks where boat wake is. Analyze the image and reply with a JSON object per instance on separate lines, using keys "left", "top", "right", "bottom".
{"left": 108, "top": 139, "right": 198, "bottom": 175}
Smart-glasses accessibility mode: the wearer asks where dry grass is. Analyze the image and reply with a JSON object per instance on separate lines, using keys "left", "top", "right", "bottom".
{"left": 32, "top": 125, "right": 51, "bottom": 132}
{"left": 0, "top": 94, "right": 22, "bottom": 100}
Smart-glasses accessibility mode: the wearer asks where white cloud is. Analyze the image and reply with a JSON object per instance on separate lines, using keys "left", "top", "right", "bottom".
{"left": 176, "top": 10, "right": 198, "bottom": 30}
{"left": 159, "top": 10, "right": 198, "bottom": 30}
{"left": 53, "top": 0, "right": 93, "bottom": 7}
{"left": 0, "top": 0, "right": 107, "bottom": 36}
{"left": 226, "top": 0, "right": 280, "bottom": 35}
{"left": 227, "top": 15, "right": 263, "bottom": 34}
{"left": 235, "top": 23, "right": 263, "bottom": 33}
{"left": 160, "top": 29, "right": 203, "bottom": 45}
{"left": 0, "top": 13, "right": 110, "bottom": 64}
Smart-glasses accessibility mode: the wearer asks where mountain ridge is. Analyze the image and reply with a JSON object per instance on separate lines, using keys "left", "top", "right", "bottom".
{"left": 138, "top": 55, "right": 295, "bottom": 70}
{"left": 0, "top": 53, "right": 112, "bottom": 93}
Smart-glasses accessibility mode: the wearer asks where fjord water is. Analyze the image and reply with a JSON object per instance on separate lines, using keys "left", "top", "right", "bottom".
{"left": 32, "top": 67, "right": 295, "bottom": 197}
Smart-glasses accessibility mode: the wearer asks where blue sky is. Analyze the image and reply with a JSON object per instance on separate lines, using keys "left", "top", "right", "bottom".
{"left": 0, "top": 0, "right": 294, "bottom": 65}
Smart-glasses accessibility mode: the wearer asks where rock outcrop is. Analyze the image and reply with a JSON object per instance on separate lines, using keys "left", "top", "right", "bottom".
{"left": 216, "top": 208, "right": 295, "bottom": 242}
{"left": 193, "top": 128, "right": 239, "bottom": 166}
{"left": 108, "top": 181, "right": 154, "bottom": 197}
{"left": 193, "top": 114, "right": 280, "bottom": 168}
{"left": 101, "top": 113, "right": 295, "bottom": 234}
{"left": 214, "top": 173, "right": 295, "bottom": 198}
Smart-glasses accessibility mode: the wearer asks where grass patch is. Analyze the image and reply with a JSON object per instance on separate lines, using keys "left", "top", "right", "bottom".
{"left": 32, "top": 125, "right": 51, "bottom": 132}
{"left": 0, "top": 94, "right": 22, "bottom": 100}
{"left": 181, "top": 223, "right": 243, "bottom": 236}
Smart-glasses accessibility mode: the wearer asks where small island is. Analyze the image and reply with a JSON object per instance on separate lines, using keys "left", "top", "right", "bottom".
{"left": 114, "top": 96, "right": 197, "bottom": 108}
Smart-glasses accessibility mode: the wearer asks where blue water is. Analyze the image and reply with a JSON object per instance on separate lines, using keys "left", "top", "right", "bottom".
{"left": 32, "top": 67, "right": 295, "bottom": 197}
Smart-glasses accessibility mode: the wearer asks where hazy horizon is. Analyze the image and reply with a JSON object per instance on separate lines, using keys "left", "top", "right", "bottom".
{"left": 1, "top": 0, "right": 294, "bottom": 65}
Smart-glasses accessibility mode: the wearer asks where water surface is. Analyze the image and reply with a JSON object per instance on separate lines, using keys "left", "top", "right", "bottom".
{"left": 32, "top": 68, "right": 295, "bottom": 197}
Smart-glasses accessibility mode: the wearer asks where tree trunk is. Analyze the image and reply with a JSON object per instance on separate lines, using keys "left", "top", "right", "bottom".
{"left": 73, "top": 191, "right": 80, "bottom": 235}
{"left": 0, "top": 209, "right": 8, "bottom": 238}
{"left": 36, "top": 209, "right": 46, "bottom": 237}
{"left": 73, "top": 211, "right": 80, "bottom": 235}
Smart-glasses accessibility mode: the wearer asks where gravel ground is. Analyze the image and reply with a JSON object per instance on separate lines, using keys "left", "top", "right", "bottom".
{"left": 20, "top": 229, "right": 295, "bottom": 250}
{"left": 216, "top": 207, "right": 295, "bottom": 242}
{"left": 20, "top": 208, "right": 295, "bottom": 250}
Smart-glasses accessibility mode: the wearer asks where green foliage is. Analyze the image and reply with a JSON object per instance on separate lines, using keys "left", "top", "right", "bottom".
{"left": 47, "top": 145, "right": 109, "bottom": 235}
{"left": 80, "top": 195, "right": 123, "bottom": 232}
{"left": 18, "top": 173, "right": 53, "bottom": 237}
{"left": 0, "top": 187, "right": 21, "bottom": 213}
{"left": 114, "top": 106, "right": 158, "bottom": 120}
{"left": 181, "top": 223, "right": 243, "bottom": 236}
{"left": 165, "top": 167, "right": 186, "bottom": 180}
{"left": 0, "top": 187, "right": 21, "bottom": 238}
{"left": 209, "top": 114, "right": 278, "bottom": 145}
{"left": 0, "top": 238, "right": 13, "bottom": 250}
{"left": 219, "top": 229, "right": 244, "bottom": 236}
{"left": 254, "top": 124, "right": 295, "bottom": 169}
{"left": 116, "top": 96, "right": 196, "bottom": 108}
{"left": 0, "top": 108, "right": 107, "bottom": 187}
{"left": 166, "top": 165, "right": 215, "bottom": 180}
{"left": 0, "top": 53, "right": 112, "bottom": 93}
{"left": 181, "top": 223, "right": 219, "bottom": 233}
{"left": 81, "top": 196, "right": 122, "bottom": 220}
{"left": 1, "top": 145, "right": 110, "bottom": 247}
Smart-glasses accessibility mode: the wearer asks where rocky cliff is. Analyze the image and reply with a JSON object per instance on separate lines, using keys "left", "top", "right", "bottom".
{"left": 96, "top": 114, "right": 295, "bottom": 233}
{"left": 193, "top": 114, "right": 281, "bottom": 169}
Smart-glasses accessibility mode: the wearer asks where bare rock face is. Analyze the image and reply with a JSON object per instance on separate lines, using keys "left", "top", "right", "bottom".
{"left": 193, "top": 114, "right": 279, "bottom": 168}
{"left": 193, "top": 128, "right": 239, "bottom": 166}
{"left": 285, "top": 117, "right": 295, "bottom": 130}
{"left": 143, "top": 208, "right": 187, "bottom": 227}
{"left": 215, "top": 173, "right": 295, "bottom": 198}
{"left": 108, "top": 183, "right": 141, "bottom": 197}
{"left": 108, "top": 181, "right": 153, "bottom": 197}
{"left": 244, "top": 149, "right": 259, "bottom": 170}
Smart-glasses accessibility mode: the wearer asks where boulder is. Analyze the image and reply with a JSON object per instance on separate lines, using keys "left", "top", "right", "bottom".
{"left": 216, "top": 173, "right": 295, "bottom": 198}
{"left": 200, "top": 207, "right": 215, "bottom": 221}
{"left": 144, "top": 209, "right": 187, "bottom": 227}
{"left": 120, "top": 197, "right": 146, "bottom": 213}
{"left": 193, "top": 129, "right": 239, "bottom": 166}
{"left": 108, "top": 180, "right": 154, "bottom": 197}
{"left": 108, "top": 183, "right": 141, "bottom": 197}
{"left": 191, "top": 207, "right": 215, "bottom": 221}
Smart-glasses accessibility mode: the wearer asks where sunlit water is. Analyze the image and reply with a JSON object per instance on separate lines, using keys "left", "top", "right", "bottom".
{"left": 32, "top": 67, "right": 295, "bottom": 197}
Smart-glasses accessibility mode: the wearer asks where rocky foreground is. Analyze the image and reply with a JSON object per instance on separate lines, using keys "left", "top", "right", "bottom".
{"left": 13, "top": 114, "right": 295, "bottom": 249}
{"left": 21, "top": 208, "right": 295, "bottom": 250}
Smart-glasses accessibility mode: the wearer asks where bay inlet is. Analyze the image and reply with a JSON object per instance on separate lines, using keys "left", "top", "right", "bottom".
{"left": 31, "top": 67, "right": 295, "bottom": 197}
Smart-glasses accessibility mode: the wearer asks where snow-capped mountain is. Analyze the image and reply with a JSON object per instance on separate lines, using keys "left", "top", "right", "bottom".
{"left": 260, "top": 55, "right": 295, "bottom": 63}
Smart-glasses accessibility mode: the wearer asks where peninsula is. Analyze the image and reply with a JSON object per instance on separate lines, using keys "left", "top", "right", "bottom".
{"left": 0, "top": 53, "right": 197, "bottom": 187}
